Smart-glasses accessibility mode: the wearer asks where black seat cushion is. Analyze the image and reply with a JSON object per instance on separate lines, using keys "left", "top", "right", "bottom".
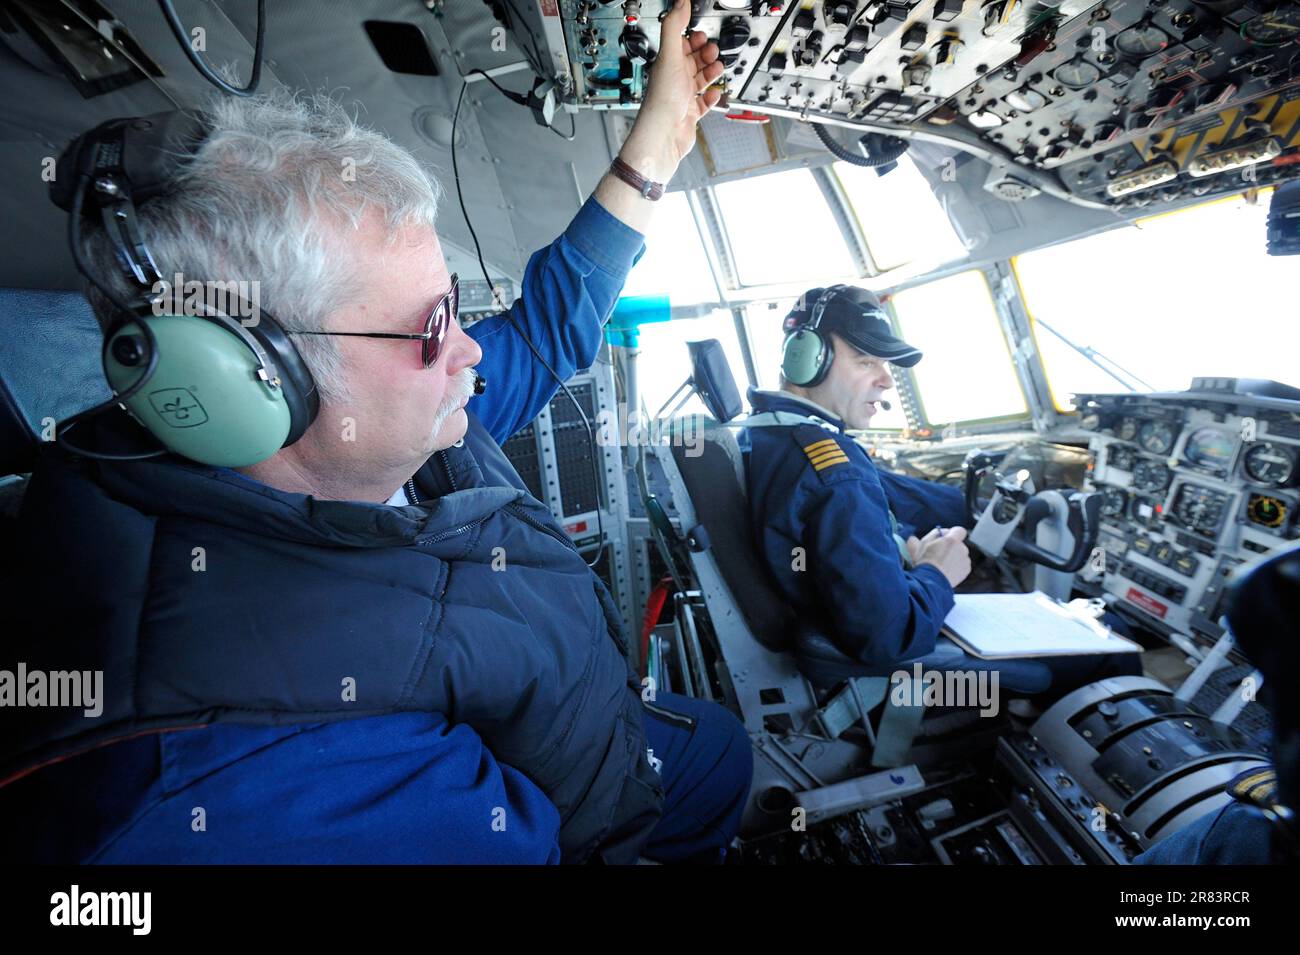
{"left": 672, "top": 432, "right": 795, "bottom": 652}
{"left": 795, "top": 629, "right": 893, "bottom": 689}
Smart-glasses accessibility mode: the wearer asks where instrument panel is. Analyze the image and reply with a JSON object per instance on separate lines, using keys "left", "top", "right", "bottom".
{"left": 1075, "top": 377, "right": 1300, "bottom": 636}
{"left": 538, "top": 1, "right": 1300, "bottom": 209}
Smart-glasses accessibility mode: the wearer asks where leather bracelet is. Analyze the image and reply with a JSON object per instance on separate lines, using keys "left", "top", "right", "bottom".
{"left": 609, "top": 157, "right": 665, "bottom": 201}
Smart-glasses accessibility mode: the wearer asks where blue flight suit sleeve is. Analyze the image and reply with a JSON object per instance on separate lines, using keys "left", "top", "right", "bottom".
{"left": 877, "top": 468, "right": 967, "bottom": 539}
{"left": 466, "top": 196, "right": 646, "bottom": 445}
{"left": 797, "top": 436, "right": 956, "bottom": 667}
{"left": 72, "top": 715, "right": 562, "bottom": 864}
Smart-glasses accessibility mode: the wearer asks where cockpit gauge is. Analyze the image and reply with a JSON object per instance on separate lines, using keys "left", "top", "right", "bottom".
{"left": 1004, "top": 86, "right": 1047, "bottom": 113}
{"left": 1054, "top": 56, "right": 1102, "bottom": 89}
{"left": 1243, "top": 442, "right": 1296, "bottom": 486}
{"left": 1107, "top": 444, "right": 1138, "bottom": 471}
{"left": 1173, "top": 484, "right": 1229, "bottom": 535}
{"left": 1114, "top": 22, "right": 1170, "bottom": 58}
{"left": 1242, "top": 9, "right": 1300, "bottom": 47}
{"left": 1100, "top": 486, "right": 1129, "bottom": 517}
{"left": 1246, "top": 493, "right": 1288, "bottom": 528}
{"left": 1115, "top": 416, "right": 1140, "bottom": 441}
{"left": 1183, "top": 427, "right": 1237, "bottom": 474}
{"left": 1079, "top": 410, "right": 1102, "bottom": 430}
{"left": 1139, "top": 420, "right": 1176, "bottom": 455}
{"left": 1133, "top": 459, "right": 1171, "bottom": 493}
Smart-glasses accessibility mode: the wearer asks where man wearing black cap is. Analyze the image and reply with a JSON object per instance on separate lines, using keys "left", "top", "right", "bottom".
{"left": 741, "top": 285, "right": 1136, "bottom": 694}
{"left": 739, "top": 284, "right": 974, "bottom": 671}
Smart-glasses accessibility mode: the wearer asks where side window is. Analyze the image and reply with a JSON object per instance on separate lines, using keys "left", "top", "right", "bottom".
{"left": 834, "top": 155, "right": 967, "bottom": 273}
{"left": 636, "top": 311, "right": 748, "bottom": 418}
{"left": 889, "top": 270, "right": 1027, "bottom": 425}
{"left": 713, "top": 169, "right": 856, "bottom": 287}
{"left": 618, "top": 192, "right": 744, "bottom": 417}
{"left": 743, "top": 298, "right": 798, "bottom": 392}
{"left": 620, "top": 192, "right": 718, "bottom": 304}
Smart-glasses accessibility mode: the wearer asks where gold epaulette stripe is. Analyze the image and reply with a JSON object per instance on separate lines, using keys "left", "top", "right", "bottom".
{"left": 812, "top": 454, "right": 850, "bottom": 471}
{"left": 808, "top": 447, "right": 848, "bottom": 465}
{"left": 802, "top": 439, "right": 840, "bottom": 456}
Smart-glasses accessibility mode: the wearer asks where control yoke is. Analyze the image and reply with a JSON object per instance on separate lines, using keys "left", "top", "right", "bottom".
{"left": 962, "top": 450, "right": 1102, "bottom": 574}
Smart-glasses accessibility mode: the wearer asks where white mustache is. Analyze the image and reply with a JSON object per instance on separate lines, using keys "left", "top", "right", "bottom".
{"left": 430, "top": 368, "right": 477, "bottom": 435}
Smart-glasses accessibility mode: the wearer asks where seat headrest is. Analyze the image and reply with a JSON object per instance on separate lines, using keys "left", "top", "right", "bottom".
{"left": 687, "top": 339, "right": 742, "bottom": 424}
{"left": 0, "top": 288, "right": 109, "bottom": 475}
{"left": 671, "top": 424, "right": 796, "bottom": 652}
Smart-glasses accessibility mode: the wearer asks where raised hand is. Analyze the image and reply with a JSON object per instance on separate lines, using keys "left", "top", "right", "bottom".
{"left": 619, "top": 0, "right": 724, "bottom": 183}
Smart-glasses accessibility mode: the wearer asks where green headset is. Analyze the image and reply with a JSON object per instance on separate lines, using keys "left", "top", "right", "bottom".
{"left": 780, "top": 284, "right": 851, "bottom": 387}
{"left": 52, "top": 111, "right": 319, "bottom": 467}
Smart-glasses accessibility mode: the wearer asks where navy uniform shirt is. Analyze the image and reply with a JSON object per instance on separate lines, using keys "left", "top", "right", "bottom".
{"left": 740, "top": 389, "right": 966, "bottom": 668}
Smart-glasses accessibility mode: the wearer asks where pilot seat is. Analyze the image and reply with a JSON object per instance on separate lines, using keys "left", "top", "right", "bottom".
{"left": 643, "top": 339, "right": 1047, "bottom": 832}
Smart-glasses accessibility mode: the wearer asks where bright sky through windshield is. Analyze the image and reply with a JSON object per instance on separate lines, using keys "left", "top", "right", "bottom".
{"left": 1015, "top": 192, "right": 1300, "bottom": 408}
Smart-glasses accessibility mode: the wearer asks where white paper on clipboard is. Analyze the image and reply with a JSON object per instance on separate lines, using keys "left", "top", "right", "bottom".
{"left": 941, "top": 592, "right": 1143, "bottom": 659}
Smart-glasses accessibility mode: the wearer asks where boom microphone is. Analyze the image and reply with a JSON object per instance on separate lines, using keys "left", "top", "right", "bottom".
{"left": 879, "top": 399, "right": 891, "bottom": 411}
{"left": 473, "top": 372, "right": 486, "bottom": 396}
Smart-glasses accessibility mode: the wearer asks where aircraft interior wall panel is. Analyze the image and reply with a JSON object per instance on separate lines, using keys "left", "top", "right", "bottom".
{"left": 501, "top": 362, "right": 640, "bottom": 642}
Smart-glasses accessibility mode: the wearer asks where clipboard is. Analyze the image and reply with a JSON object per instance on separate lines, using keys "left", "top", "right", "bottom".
{"left": 941, "top": 592, "right": 1143, "bottom": 660}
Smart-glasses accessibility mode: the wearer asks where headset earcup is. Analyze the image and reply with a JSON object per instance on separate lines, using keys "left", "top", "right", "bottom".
{"left": 806, "top": 334, "right": 833, "bottom": 387}
{"left": 103, "top": 312, "right": 297, "bottom": 467}
{"left": 242, "top": 315, "right": 319, "bottom": 445}
{"left": 781, "top": 329, "right": 828, "bottom": 387}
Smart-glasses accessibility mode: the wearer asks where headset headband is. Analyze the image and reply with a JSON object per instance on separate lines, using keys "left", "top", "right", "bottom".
{"left": 53, "top": 111, "right": 209, "bottom": 297}
{"left": 805, "top": 284, "right": 849, "bottom": 333}
{"left": 785, "top": 284, "right": 849, "bottom": 337}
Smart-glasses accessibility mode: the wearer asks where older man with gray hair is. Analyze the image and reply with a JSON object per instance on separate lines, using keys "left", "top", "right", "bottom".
{"left": 0, "top": 0, "right": 750, "bottom": 865}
